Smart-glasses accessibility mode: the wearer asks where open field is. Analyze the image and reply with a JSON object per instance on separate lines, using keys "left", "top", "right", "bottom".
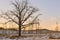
{"left": 0, "top": 33, "right": 60, "bottom": 40}
{"left": 0, "top": 38, "right": 60, "bottom": 40}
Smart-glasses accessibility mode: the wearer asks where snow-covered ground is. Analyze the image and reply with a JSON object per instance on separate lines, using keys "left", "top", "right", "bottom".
{"left": 0, "top": 34, "right": 60, "bottom": 40}
{"left": 0, "top": 38, "right": 60, "bottom": 40}
{"left": 0, "top": 30, "right": 60, "bottom": 40}
{"left": 0, "top": 37, "right": 49, "bottom": 40}
{"left": 0, "top": 34, "right": 49, "bottom": 40}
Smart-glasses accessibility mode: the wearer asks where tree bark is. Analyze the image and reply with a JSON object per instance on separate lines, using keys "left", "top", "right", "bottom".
{"left": 19, "top": 12, "right": 21, "bottom": 36}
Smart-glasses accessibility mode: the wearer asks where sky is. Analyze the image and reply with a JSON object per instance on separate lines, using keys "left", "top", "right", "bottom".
{"left": 0, "top": 0, "right": 60, "bottom": 30}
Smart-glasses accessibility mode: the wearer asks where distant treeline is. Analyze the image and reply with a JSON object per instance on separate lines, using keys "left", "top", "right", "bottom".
{"left": 0, "top": 27, "right": 17, "bottom": 31}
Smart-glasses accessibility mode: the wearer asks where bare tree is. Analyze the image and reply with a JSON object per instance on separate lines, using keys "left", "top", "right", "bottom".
{"left": 0, "top": 0, "right": 41, "bottom": 36}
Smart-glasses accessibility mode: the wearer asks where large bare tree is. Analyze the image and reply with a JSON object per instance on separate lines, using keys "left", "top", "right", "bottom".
{"left": 0, "top": 0, "right": 41, "bottom": 36}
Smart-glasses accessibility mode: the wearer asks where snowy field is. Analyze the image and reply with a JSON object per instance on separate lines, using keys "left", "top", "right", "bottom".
{"left": 0, "top": 34, "right": 49, "bottom": 40}
{"left": 0, "top": 34, "right": 60, "bottom": 40}
{"left": 0, "top": 37, "right": 60, "bottom": 40}
{"left": 0, "top": 38, "right": 60, "bottom": 40}
{"left": 0, "top": 37, "right": 49, "bottom": 40}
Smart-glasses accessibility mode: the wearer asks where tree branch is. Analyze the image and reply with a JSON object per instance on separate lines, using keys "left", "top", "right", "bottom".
{"left": 5, "top": 12, "right": 18, "bottom": 25}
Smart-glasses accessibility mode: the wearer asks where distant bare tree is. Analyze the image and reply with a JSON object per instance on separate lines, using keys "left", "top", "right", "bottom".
{"left": 0, "top": 0, "right": 41, "bottom": 36}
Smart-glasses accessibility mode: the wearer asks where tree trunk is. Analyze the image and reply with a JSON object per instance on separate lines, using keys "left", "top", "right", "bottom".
{"left": 19, "top": 22, "right": 21, "bottom": 36}
{"left": 19, "top": 12, "right": 21, "bottom": 37}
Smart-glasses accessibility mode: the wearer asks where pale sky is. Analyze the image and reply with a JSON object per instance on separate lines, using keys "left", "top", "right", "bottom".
{"left": 0, "top": 0, "right": 60, "bottom": 30}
